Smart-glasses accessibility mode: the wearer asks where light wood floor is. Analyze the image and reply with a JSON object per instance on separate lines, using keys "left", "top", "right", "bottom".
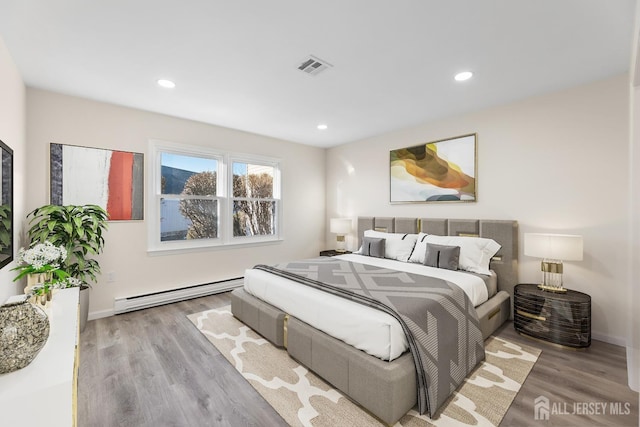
{"left": 78, "top": 292, "right": 639, "bottom": 427}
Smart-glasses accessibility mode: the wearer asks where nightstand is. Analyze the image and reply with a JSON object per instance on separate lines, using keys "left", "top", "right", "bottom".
{"left": 319, "top": 250, "right": 352, "bottom": 257}
{"left": 514, "top": 284, "right": 591, "bottom": 348}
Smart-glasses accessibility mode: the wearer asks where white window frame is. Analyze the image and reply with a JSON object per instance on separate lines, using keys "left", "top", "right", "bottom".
{"left": 228, "top": 155, "right": 282, "bottom": 244}
{"left": 147, "top": 139, "right": 282, "bottom": 254}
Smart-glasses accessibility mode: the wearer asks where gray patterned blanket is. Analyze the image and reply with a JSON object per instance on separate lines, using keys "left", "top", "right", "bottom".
{"left": 254, "top": 257, "right": 485, "bottom": 416}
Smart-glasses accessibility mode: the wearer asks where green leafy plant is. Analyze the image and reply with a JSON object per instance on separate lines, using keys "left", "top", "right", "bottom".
{"left": 26, "top": 205, "right": 108, "bottom": 287}
{"left": 32, "top": 283, "right": 50, "bottom": 296}
{"left": 0, "top": 204, "right": 11, "bottom": 252}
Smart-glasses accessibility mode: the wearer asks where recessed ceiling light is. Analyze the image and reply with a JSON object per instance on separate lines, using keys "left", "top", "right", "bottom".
{"left": 454, "top": 71, "right": 473, "bottom": 82}
{"left": 317, "top": 124, "right": 328, "bottom": 130}
{"left": 157, "top": 79, "right": 176, "bottom": 89}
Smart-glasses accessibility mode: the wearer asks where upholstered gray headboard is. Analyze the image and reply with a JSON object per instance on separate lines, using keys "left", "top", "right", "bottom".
{"left": 356, "top": 217, "right": 519, "bottom": 303}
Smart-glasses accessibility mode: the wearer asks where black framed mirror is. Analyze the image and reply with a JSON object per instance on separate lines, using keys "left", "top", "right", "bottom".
{"left": 0, "top": 140, "right": 13, "bottom": 269}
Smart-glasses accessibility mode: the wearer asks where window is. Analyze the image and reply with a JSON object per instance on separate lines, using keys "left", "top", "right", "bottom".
{"left": 148, "top": 140, "right": 281, "bottom": 252}
{"left": 160, "top": 152, "right": 220, "bottom": 242}
{"left": 232, "top": 161, "right": 277, "bottom": 238}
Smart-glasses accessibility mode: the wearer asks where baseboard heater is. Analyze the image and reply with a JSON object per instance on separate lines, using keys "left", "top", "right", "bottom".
{"left": 113, "top": 277, "right": 243, "bottom": 314}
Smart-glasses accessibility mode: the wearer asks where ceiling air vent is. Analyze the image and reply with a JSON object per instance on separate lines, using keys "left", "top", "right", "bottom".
{"left": 297, "top": 55, "right": 332, "bottom": 76}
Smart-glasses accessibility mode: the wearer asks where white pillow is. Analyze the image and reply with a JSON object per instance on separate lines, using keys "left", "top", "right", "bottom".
{"left": 408, "top": 232, "right": 430, "bottom": 264}
{"left": 362, "top": 230, "right": 418, "bottom": 262}
{"left": 423, "top": 235, "right": 501, "bottom": 275}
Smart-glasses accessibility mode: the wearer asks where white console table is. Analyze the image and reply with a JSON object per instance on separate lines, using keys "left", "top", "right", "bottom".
{"left": 0, "top": 287, "right": 80, "bottom": 426}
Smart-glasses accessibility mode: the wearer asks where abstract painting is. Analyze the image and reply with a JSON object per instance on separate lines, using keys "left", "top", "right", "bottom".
{"left": 390, "top": 133, "right": 476, "bottom": 203}
{"left": 50, "top": 143, "right": 144, "bottom": 220}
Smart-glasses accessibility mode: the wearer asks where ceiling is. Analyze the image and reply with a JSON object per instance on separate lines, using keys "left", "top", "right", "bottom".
{"left": 0, "top": 0, "right": 636, "bottom": 148}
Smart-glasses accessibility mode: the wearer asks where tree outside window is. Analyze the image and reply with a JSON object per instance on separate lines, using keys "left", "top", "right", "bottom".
{"left": 180, "top": 171, "right": 217, "bottom": 239}
{"left": 160, "top": 153, "right": 218, "bottom": 242}
{"left": 232, "top": 162, "right": 276, "bottom": 237}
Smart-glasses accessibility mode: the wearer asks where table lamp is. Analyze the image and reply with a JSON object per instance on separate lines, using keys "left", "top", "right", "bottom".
{"left": 330, "top": 218, "right": 352, "bottom": 252}
{"left": 524, "top": 233, "right": 583, "bottom": 292}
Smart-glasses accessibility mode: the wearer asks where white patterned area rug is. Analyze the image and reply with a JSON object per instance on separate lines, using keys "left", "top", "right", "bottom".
{"left": 188, "top": 306, "right": 541, "bottom": 427}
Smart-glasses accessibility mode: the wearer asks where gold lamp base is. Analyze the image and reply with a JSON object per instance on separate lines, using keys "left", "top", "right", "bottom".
{"left": 537, "top": 284, "right": 567, "bottom": 293}
{"left": 538, "top": 260, "right": 566, "bottom": 292}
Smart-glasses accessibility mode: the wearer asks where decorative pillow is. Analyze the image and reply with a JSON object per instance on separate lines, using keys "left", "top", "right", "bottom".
{"left": 361, "top": 237, "right": 385, "bottom": 258}
{"left": 424, "top": 243, "right": 460, "bottom": 271}
{"left": 423, "top": 235, "right": 501, "bottom": 275}
{"left": 363, "top": 230, "right": 418, "bottom": 262}
{"left": 408, "top": 232, "right": 429, "bottom": 264}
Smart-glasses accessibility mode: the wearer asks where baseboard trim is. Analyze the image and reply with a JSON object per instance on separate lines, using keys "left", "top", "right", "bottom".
{"left": 88, "top": 309, "right": 114, "bottom": 321}
{"left": 592, "top": 331, "right": 628, "bottom": 347}
{"left": 113, "top": 278, "right": 243, "bottom": 315}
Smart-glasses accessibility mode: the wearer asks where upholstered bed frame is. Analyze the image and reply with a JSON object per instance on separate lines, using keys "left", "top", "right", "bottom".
{"left": 231, "top": 217, "right": 518, "bottom": 424}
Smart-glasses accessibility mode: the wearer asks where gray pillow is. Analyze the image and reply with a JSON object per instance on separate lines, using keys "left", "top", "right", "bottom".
{"left": 424, "top": 243, "right": 460, "bottom": 270}
{"left": 362, "top": 237, "right": 385, "bottom": 258}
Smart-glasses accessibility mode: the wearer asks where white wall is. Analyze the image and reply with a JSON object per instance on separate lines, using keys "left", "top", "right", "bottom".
{"left": 326, "top": 74, "right": 630, "bottom": 346}
{"left": 629, "top": 84, "right": 640, "bottom": 393}
{"left": 26, "top": 89, "right": 326, "bottom": 318}
{"left": 0, "top": 37, "right": 26, "bottom": 303}
{"left": 627, "top": 2, "right": 640, "bottom": 393}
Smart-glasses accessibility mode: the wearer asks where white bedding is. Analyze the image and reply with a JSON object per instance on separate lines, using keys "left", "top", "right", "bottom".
{"left": 243, "top": 253, "right": 489, "bottom": 361}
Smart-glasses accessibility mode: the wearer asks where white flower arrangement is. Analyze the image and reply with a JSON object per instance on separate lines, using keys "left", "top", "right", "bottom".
{"left": 53, "top": 276, "right": 82, "bottom": 289}
{"left": 12, "top": 241, "right": 69, "bottom": 282}
{"left": 17, "top": 241, "right": 67, "bottom": 270}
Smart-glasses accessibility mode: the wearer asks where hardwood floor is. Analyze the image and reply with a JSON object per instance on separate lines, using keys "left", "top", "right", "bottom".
{"left": 79, "top": 293, "right": 287, "bottom": 427}
{"left": 499, "top": 324, "right": 639, "bottom": 427}
{"left": 78, "top": 292, "right": 639, "bottom": 427}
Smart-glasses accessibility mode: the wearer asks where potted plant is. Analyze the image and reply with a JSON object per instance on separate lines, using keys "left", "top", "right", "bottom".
{"left": 26, "top": 204, "right": 108, "bottom": 331}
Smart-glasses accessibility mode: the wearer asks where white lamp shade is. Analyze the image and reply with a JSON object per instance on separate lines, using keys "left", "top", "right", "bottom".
{"left": 330, "top": 218, "right": 352, "bottom": 234}
{"left": 524, "top": 233, "right": 583, "bottom": 261}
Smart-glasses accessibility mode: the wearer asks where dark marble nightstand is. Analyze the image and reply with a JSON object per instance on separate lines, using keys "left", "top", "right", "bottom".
{"left": 514, "top": 283, "right": 591, "bottom": 348}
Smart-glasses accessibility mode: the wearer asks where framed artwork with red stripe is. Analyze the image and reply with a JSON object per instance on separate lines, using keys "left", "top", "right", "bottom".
{"left": 50, "top": 143, "right": 144, "bottom": 221}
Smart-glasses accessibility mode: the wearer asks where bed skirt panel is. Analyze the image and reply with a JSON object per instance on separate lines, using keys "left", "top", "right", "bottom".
{"left": 475, "top": 290, "right": 510, "bottom": 340}
{"left": 231, "top": 288, "right": 285, "bottom": 347}
{"left": 287, "top": 316, "right": 417, "bottom": 424}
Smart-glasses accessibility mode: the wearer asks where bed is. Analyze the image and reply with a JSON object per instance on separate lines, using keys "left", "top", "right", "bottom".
{"left": 231, "top": 217, "right": 518, "bottom": 424}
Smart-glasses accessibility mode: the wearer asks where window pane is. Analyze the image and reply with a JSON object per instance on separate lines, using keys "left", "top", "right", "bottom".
{"left": 161, "top": 198, "right": 218, "bottom": 241}
{"left": 232, "top": 162, "right": 274, "bottom": 198}
{"left": 161, "top": 153, "right": 217, "bottom": 196}
{"left": 233, "top": 201, "right": 275, "bottom": 237}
